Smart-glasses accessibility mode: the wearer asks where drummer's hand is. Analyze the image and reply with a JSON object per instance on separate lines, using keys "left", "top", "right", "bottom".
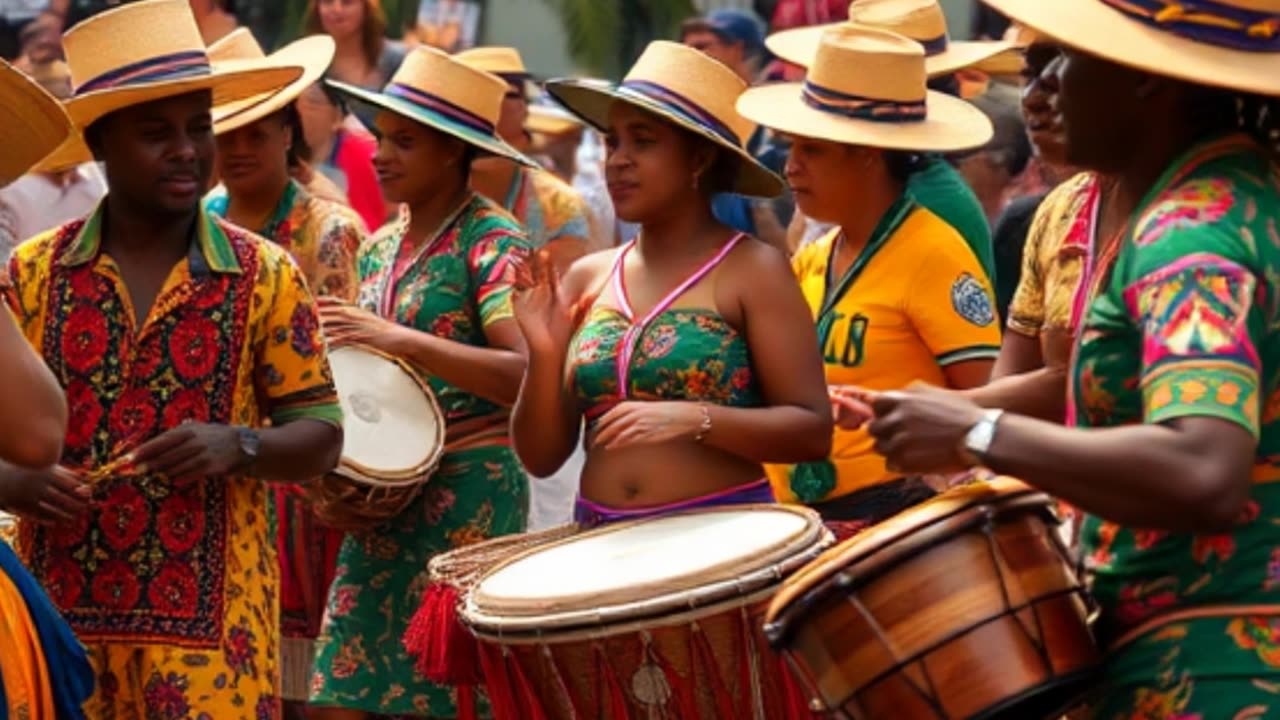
{"left": 830, "top": 385, "right": 878, "bottom": 431}
{"left": 590, "top": 401, "right": 704, "bottom": 450}
{"left": 511, "top": 247, "right": 573, "bottom": 354}
{"left": 867, "top": 384, "right": 986, "bottom": 474}
{"left": 318, "top": 298, "right": 400, "bottom": 351}
{"left": 128, "top": 423, "right": 246, "bottom": 483}
{"left": 0, "top": 464, "right": 90, "bottom": 526}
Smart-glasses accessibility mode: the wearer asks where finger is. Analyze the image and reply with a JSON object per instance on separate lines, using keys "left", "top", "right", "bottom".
{"left": 49, "top": 467, "right": 92, "bottom": 500}
{"left": 141, "top": 441, "right": 204, "bottom": 476}
{"left": 866, "top": 410, "right": 902, "bottom": 441}
{"left": 44, "top": 483, "right": 90, "bottom": 516}
{"left": 590, "top": 408, "right": 634, "bottom": 449}
{"left": 33, "top": 498, "right": 77, "bottom": 526}
{"left": 870, "top": 391, "right": 907, "bottom": 415}
{"left": 167, "top": 455, "right": 213, "bottom": 484}
{"left": 833, "top": 395, "right": 874, "bottom": 419}
{"left": 129, "top": 428, "right": 192, "bottom": 465}
{"left": 602, "top": 425, "right": 644, "bottom": 450}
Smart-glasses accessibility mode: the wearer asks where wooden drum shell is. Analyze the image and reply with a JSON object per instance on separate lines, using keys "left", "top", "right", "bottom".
{"left": 767, "top": 481, "right": 1099, "bottom": 720}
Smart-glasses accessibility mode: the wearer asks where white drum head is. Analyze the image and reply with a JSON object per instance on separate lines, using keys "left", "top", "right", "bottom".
{"left": 329, "top": 346, "right": 442, "bottom": 479}
{"left": 465, "top": 505, "right": 827, "bottom": 632}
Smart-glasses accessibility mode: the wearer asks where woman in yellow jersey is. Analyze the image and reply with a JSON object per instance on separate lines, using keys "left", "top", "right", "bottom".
{"left": 738, "top": 26, "right": 999, "bottom": 537}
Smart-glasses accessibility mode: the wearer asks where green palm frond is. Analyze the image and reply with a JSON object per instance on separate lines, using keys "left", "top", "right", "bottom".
{"left": 542, "top": 0, "right": 696, "bottom": 78}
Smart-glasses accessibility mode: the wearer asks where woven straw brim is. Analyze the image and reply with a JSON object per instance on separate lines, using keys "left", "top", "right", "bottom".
{"left": 327, "top": 80, "right": 536, "bottom": 167}
{"left": 767, "top": 23, "right": 1018, "bottom": 77}
{"left": 0, "top": 61, "right": 73, "bottom": 185}
{"left": 30, "top": 134, "right": 94, "bottom": 174}
{"left": 984, "top": 0, "right": 1280, "bottom": 96}
{"left": 737, "top": 82, "right": 993, "bottom": 152}
{"left": 64, "top": 59, "right": 301, "bottom": 129}
{"left": 213, "top": 36, "right": 335, "bottom": 135}
{"left": 546, "top": 78, "right": 784, "bottom": 198}
{"left": 526, "top": 105, "right": 582, "bottom": 136}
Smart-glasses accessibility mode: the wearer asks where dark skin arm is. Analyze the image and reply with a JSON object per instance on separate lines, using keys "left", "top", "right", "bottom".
{"left": 321, "top": 299, "right": 528, "bottom": 407}
{"left": 962, "top": 330, "right": 1069, "bottom": 422}
{"left": 128, "top": 420, "right": 343, "bottom": 485}
{"left": 0, "top": 306, "right": 67, "bottom": 468}
{"left": 867, "top": 385, "right": 1255, "bottom": 532}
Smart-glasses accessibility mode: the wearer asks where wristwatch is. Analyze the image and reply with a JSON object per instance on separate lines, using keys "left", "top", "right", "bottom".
{"left": 959, "top": 409, "right": 1004, "bottom": 466}
{"left": 235, "top": 427, "right": 261, "bottom": 471}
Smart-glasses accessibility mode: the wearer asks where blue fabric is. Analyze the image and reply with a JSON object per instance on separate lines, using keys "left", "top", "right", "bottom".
{"left": 0, "top": 541, "right": 93, "bottom": 720}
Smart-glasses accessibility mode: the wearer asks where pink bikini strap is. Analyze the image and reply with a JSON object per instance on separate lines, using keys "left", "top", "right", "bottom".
{"left": 612, "top": 233, "right": 745, "bottom": 399}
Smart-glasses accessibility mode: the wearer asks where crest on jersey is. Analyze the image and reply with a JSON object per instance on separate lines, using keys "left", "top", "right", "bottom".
{"left": 951, "top": 273, "right": 995, "bottom": 327}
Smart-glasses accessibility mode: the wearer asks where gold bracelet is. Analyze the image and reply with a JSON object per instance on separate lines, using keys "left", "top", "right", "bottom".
{"left": 694, "top": 403, "right": 712, "bottom": 443}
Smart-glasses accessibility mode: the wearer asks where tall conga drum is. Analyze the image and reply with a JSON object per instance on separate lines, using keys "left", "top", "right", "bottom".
{"left": 460, "top": 505, "right": 833, "bottom": 719}
{"left": 765, "top": 478, "right": 1100, "bottom": 720}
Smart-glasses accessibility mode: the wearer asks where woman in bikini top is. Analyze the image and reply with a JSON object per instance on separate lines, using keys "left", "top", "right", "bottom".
{"left": 511, "top": 41, "right": 832, "bottom": 525}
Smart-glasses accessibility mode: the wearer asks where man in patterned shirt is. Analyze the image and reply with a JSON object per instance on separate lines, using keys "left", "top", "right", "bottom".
{"left": 1, "top": 2, "right": 343, "bottom": 718}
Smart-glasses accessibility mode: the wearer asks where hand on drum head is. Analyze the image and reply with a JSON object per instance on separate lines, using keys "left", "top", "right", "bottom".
{"left": 867, "top": 383, "right": 986, "bottom": 475}
{"left": 511, "top": 247, "right": 574, "bottom": 355}
{"left": 318, "top": 299, "right": 401, "bottom": 352}
{"left": 0, "top": 464, "right": 90, "bottom": 527}
{"left": 128, "top": 423, "right": 245, "bottom": 484}
{"left": 829, "top": 385, "right": 878, "bottom": 430}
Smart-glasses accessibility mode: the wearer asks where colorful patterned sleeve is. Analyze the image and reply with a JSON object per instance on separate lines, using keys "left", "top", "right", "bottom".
{"left": 1124, "top": 244, "right": 1263, "bottom": 437}
{"left": 254, "top": 246, "right": 343, "bottom": 427}
{"left": 312, "top": 207, "right": 365, "bottom": 303}
{"left": 466, "top": 211, "right": 531, "bottom": 328}
{"left": 1006, "top": 196, "right": 1052, "bottom": 337}
{"left": 905, "top": 217, "right": 1003, "bottom": 366}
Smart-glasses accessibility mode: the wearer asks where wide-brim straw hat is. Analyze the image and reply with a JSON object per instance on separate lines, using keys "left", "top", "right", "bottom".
{"left": 208, "top": 29, "right": 335, "bottom": 134}
{"left": 61, "top": 0, "right": 302, "bottom": 129}
{"left": 738, "top": 25, "right": 993, "bottom": 152}
{"left": 526, "top": 104, "right": 583, "bottom": 137}
{"left": 0, "top": 59, "right": 73, "bottom": 185}
{"left": 982, "top": 0, "right": 1280, "bottom": 96}
{"left": 545, "top": 41, "right": 784, "bottom": 198}
{"left": 768, "top": 0, "right": 1018, "bottom": 76}
{"left": 454, "top": 46, "right": 532, "bottom": 81}
{"left": 327, "top": 46, "right": 535, "bottom": 166}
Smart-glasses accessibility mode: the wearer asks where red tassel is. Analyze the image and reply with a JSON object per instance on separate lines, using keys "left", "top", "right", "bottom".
{"left": 595, "top": 644, "right": 630, "bottom": 719}
{"left": 690, "top": 623, "right": 735, "bottom": 717}
{"left": 778, "top": 654, "right": 821, "bottom": 719}
{"left": 403, "top": 582, "right": 484, "bottom": 684}
{"left": 457, "top": 685, "right": 479, "bottom": 720}
{"left": 479, "top": 644, "right": 520, "bottom": 720}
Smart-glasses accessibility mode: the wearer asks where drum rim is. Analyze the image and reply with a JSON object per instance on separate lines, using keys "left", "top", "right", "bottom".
{"left": 328, "top": 342, "right": 446, "bottom": 479}
{"left": 763, "top": 480, "right": 1060, "bottom": 646}
{"left": 467, "top": 576, "right": 792, "bottom": 644}
{"left": 462, "top": 505, "right": 833, "bottom": 631}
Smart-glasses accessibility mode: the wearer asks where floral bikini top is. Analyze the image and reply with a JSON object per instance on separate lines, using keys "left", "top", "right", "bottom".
{"left": 568, "top": 234, "right": 763, "bottom": 425}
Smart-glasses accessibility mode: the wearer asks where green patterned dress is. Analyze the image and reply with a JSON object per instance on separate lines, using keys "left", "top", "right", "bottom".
{"left": 310, "top": 194, "right": 531, "bottom": 717}
{"left": 1071, "top": 134, "right": 1280, "bottom": 718}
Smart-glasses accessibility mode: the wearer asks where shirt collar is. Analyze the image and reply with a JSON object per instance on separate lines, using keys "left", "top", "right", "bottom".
{"left": 58, "top": 198, "right": 243, "bottom": 275}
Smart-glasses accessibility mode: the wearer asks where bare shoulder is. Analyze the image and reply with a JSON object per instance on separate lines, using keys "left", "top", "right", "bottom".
{"left": 723, "top": 234, "right": 795, "bottom": 289}
{"left": 560, "top": 245, "right": 619, "bottom": 303}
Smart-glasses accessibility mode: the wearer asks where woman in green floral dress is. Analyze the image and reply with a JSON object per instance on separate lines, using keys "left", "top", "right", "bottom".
{"left": 865, "top": 0, "right": 1280, "bottom": 716}
{"left": 307, "top": 45, "right": 534, "bottom": 719}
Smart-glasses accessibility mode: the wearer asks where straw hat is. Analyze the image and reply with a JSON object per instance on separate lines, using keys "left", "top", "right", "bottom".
{"left": 983, "top": 0, "right": 1280, "bottom": 96}
{"left": 327, "top": 46, "right": 535, "bottom": 166}
{"left": 545, "top": 41, "right": 783, "bottom": 198}
{"left": 737, "top": 25, "right": 993, "bottom": 152}
{"left": 454, "top": 46, "right": 530, "bottom": 79}
{"left": 0, "top": 59, "right": 73, "bottom": 185}
{"left": 526, "top": 104, "right": 583, "bottom": 137}
{"left": 60, "top": 0, "right": 301, "bottom": 129}
{"left": 767, "top": 0, "right": 1017, "bottom": 76}
{"left": 207, "top": 29, "right": 335, "bottom": 135}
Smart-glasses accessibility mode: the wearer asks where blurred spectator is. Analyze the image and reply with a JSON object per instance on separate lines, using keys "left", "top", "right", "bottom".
{"left": 0, "top": 60, "right": 105, "bottom": 258}
{"left": 189, "top": 0, "right": 238, "bottom": 43}
{"left": 11, "top": 9, "right": 60, "bottom": 69}
{"left": 295, "top": 79, "right": 388, "bottom": 230}
{"left": 950, "top": 82, "right": 1031, "bottom": 223}
{"left": 304, "top": 0, "right": 404, "bottom": 92}
{"left": 971, "top": 5, "right": 1011, "bottom": 40}
{"left": 680, "top": 7, "right": 792, "bottom": 251}
{"left": 0, "top": 0, "right": 48, "bottom": 59}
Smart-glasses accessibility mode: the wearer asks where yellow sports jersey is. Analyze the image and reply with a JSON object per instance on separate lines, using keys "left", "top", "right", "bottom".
{"left": 767, "top": 201, "right": 1002, "bottom": 504}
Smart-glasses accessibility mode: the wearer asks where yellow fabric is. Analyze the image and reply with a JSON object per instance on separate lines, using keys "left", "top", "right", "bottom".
{"left": 1007, "top": 172, "right": 1098, "bottom": 341}
{"left": 767, "top": 208, "right": 1002, "bottom": 503}
{"left": 0, "top": 565, "right": 55, "bottom": 720}
{"left": 4, "top": 206, "right": 342, "bottom": 719}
